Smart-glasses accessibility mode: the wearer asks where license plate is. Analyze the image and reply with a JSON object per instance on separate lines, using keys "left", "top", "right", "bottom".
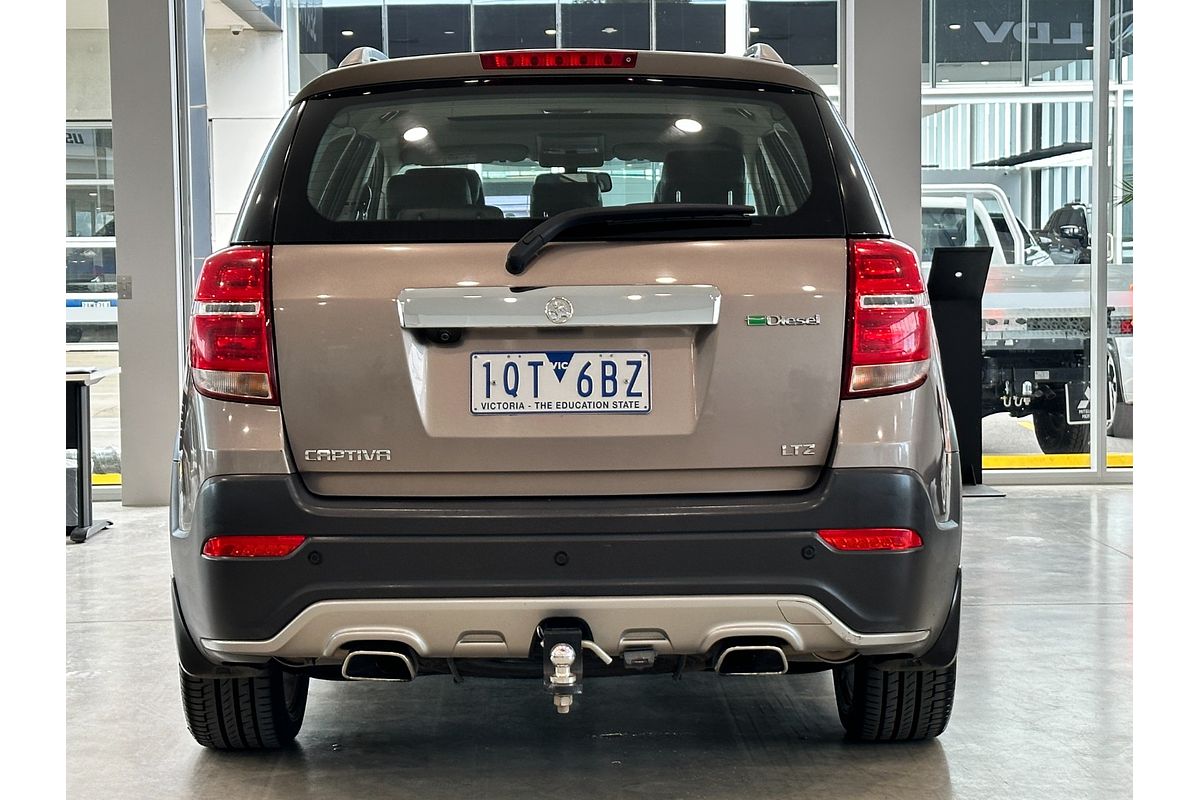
{"left": 471, "top": 351, "right": 651, "bottom": 414}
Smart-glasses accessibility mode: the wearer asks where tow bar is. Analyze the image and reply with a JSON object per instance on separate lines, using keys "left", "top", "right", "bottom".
{"left": 539, "top": 624, "right": 613, "bottom": 714}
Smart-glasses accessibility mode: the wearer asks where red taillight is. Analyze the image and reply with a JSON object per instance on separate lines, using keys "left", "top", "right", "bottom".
{"left": 480, "top": 51, "right": 637, "bottom": 70}
{"left": 189, "top": 246, "right": 277, "bottom": 403}
{"left": 202, "top": 535, "right": 306, "bottom": 559}
{"left": 818, "top": 528, "right": 923, "bottom": 552}
{"left": 844, "top": 239, "right": 931, "bottom": 396}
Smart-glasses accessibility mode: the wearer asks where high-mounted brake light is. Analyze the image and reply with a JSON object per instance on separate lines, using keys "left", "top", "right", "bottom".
{"left": 480, "top": 51, "right": 637, "bottom": 70}
{"left": 189, "top": 246, "right": 277, "bottom": 403}
{"left": 844, "top": 239, "right": 931, "bottom": 397}
{"left": 202, "top": 535, "right": 306, "bottom": 559}
{"left": 818, "top": 528, "right": 923, "bottom": 552}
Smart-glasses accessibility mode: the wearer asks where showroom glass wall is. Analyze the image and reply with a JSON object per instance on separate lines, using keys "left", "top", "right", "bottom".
{"left": 285, "top": 1, "right": 845, "bottom": 91}
{"left": 911, "top": 0, "right": 1133, "bottom": 474}
{"left": 287, "top": 1, "right": 741, "bottom": 91}
{"left": 65, "top": 123, "right": 122, "bottom": 486}
{"left": 66, "top": 2, "right": 122, "bottom": 490}
{"left": 66, "top": 124, "right": 117, "bottom": 349}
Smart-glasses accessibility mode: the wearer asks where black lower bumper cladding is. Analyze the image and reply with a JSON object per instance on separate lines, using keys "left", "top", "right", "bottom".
{"left": 172, "top": 467, "right": 961, "bottom": 663}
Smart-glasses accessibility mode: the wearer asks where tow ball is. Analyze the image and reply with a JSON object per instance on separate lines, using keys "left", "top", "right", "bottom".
{"left": 548, "top": 644, "right": 579, "bottom": 714}
{"left": 539, "top": 625, "right": 613, "bottom": 715}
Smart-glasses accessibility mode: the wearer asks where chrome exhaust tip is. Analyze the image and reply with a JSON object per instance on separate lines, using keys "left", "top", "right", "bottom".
{"left": 714, "top": 645, "right": 789, "bottom": 676}
{"left": 341, "top": 649, "right": 417, "bottom": 682}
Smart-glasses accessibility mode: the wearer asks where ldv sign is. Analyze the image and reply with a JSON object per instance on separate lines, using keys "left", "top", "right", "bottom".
{"left": 931, "top": 1, "right": 1095, "bottom": 63}
{"left": 975, "top": 21, "right": 1087, "bottom": 46}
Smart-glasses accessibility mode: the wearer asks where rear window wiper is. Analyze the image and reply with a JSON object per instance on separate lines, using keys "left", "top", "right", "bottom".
{"left": 506, "top": 203, "right": 754, "bottom": 275}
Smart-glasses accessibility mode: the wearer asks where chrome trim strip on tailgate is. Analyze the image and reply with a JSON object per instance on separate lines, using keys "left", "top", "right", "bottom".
{"left": 202, "top": 595, "right": 929, "bottom": 661}
{"left": 397, "top": 285, "right": 721, "bottom": 328}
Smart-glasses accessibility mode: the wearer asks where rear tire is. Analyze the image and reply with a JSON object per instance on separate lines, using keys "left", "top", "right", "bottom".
{"left": 1105, "top": 350, "right": 1120, "bottom": 436}
{"left": 1109, "top": 401, "right": 1134, "bottom": 439}
{"left": 833, "top": 659, "right": 956, "bottom": 741}
{"left": 1032, "top": 407, "right": 1089, "bottom": 454}
{"left": 180, "top": 664, "right": 309, "bottom": 749}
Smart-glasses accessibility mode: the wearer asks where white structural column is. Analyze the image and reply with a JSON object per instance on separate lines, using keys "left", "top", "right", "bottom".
{"left": 839, "top": 0, "right": 922, "bottom": 248}
{"left": 1089, "top": 0, "right": 1111, "bottom": 474}
{"left": 107, "top": 1, "right": 188, "bottom": 505}
{"left": 725, "top": 0, "right": 749, "bottom": 55}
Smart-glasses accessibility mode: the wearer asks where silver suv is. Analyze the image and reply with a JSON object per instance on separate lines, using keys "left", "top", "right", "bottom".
{"left": 172, "top": 47, "right": 961, "bottom": 749}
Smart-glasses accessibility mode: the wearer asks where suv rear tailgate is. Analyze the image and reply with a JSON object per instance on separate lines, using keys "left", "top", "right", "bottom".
{"left": 271, "top": 238, "right": 847, "bottom": 496}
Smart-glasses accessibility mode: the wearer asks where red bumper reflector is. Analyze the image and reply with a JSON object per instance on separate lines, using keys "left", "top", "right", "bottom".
{"left": 480, "top": 51, "right": 637, "bottom": 70}
{"left": 202, "top": 535, "right": 306, "bottom": 559}
{"left": 817, "top": 528, "right": 923, "bottom": 552}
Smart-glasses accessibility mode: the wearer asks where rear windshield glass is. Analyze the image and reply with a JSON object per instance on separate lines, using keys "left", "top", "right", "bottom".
{"left": 275, "top": 78, "right": 844, "bottom": 243}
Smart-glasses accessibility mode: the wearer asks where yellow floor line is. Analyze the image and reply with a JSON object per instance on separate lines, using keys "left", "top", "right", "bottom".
{"left": 983, "top": 453, "right": 1133, "bottom": 469}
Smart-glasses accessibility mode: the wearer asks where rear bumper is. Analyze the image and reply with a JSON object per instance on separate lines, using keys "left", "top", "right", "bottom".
{"left": 171, "top": 467, "right": 961, "bottom": 665}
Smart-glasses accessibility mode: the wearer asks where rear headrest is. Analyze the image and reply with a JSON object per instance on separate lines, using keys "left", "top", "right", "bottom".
{"left": 528, "top": 173, "right": 603, "bottom": 219}
{"left": 387, "top": 168, "right": 485, "bottom": 216}
{"left": 655, "top": 148, "right": 746, "bottom": 205}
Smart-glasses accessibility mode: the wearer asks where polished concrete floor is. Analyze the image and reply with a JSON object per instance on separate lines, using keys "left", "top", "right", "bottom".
{"left": 66, "top": 486, "right": 1131, "bottom": 799}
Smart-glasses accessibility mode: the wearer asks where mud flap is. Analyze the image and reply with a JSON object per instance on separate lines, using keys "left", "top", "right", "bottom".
{"left": 1065, "top": 381, "right": 1091, "bottom": 426}
{"left": 173, "top": 580, "right": 269, "bottom": 679}
{"left": 875, "top": 568, "right": 961, "bottom": 671}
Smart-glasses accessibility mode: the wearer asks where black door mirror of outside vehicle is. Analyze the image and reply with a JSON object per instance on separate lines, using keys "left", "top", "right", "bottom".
{"left": 1057, "top": 224, "right": 1086, "bottom": 242}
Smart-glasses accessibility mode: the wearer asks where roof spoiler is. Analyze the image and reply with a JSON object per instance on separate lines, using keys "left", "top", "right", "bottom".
{"left": 744, "top": 43, "right": 784, "bottom": 64}
{"left": 332, "top": 44, "right": 786, "bottom": 74}
{"left": 339, "top": 47, "right": 388, "bottom": 69}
